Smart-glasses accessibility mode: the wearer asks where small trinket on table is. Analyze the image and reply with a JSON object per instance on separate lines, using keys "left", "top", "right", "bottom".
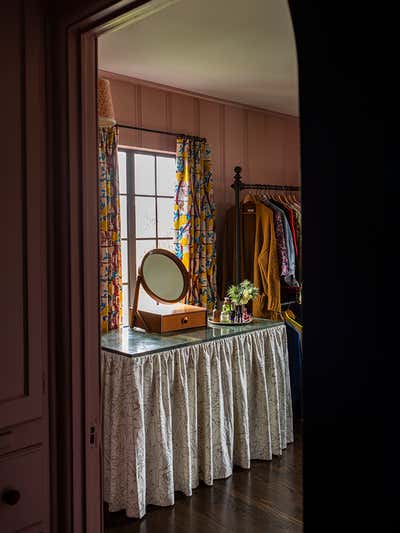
{"left": 212, "top": 303, "right": 220, "bottom": 322}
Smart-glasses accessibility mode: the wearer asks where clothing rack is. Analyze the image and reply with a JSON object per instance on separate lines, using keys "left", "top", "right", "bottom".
{"left": 231, "top": 166, "right": 300, "bottom": 285}
{"left": 116, "top": 123, "right": 206, "bottom": 142}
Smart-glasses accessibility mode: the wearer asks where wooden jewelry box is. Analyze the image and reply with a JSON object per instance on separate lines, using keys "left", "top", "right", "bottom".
{"left": 130, "top": 302, "right": 207, "bottom": 333}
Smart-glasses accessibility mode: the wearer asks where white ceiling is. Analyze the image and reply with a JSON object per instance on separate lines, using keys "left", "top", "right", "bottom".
{"left": 98, "top": 0, "right": 298, "bottom": 116}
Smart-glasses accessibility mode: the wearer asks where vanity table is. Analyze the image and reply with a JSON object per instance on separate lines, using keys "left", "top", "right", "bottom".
{"left": 102, "top": 319, "right": 293, "bottom": 519}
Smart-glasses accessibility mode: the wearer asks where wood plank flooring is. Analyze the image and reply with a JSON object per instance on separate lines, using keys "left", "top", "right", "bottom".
{"left": 105, "top": 421, "right": 303, "bottom": 533}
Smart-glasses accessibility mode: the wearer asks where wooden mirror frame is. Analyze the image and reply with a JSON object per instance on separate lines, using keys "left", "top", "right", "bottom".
{"left": 130, "top": 248, "right": 189, "bottom": 327}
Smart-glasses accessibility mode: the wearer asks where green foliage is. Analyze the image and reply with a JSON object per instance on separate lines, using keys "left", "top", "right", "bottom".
{"left": 226, "top": 279, "right": 259, "bottom": 304}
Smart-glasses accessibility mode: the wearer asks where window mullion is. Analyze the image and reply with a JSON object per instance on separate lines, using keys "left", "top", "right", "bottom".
{"left": 155, "top": 155, "right": 158, "bottom": 248}
{"left": 127, "top": 151, "right": 136, "bottom": 313}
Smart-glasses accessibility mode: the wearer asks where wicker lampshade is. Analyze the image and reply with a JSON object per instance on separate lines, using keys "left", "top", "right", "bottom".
{"left": 98, "top": 78, "right": 116, "bottom": 127}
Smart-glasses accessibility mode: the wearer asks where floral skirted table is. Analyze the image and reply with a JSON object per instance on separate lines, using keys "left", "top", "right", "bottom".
{"left": 101, "top": 319, "right": 293, "bottom": 519}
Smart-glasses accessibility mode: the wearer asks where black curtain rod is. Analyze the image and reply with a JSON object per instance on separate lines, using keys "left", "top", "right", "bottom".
{"left": 116, "top": 123, "right": 206, "bottom": 142}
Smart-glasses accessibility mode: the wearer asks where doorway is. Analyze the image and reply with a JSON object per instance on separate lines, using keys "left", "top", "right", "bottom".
{"left": 65, "top": 0, "right": 303, "bottom": 531}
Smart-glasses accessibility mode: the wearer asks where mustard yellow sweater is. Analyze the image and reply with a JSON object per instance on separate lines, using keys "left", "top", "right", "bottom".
{"left": 252, "top": 201, "right": 281, "bottom": 320}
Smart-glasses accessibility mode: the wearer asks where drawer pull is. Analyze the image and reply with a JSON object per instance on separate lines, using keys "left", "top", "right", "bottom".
{"left": 181, "top": 316, "right": 189, "bottom": 324}
{"left": 2, "top": 489, "right": 20, "bottom": 506}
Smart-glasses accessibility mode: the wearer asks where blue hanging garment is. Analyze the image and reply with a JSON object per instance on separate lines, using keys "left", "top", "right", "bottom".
{"left": 286, "top": 322, "right": 303, "bottom": 418}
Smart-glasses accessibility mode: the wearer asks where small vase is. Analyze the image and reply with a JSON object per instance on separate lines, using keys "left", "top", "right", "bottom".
{"left": 235, "top": 305, "right": 242, "bottom": 323}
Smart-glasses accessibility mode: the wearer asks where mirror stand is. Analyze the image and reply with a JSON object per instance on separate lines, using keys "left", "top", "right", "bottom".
{"left": 129, "top": 274, "right": 161, "bottom": 330}
{"left": 129, "top": 248, "right": 207, "bottom": 333}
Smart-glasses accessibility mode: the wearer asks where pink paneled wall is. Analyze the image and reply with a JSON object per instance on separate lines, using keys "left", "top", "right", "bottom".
{"left": 100, "top": 70, "right": 300, "bottom": 265}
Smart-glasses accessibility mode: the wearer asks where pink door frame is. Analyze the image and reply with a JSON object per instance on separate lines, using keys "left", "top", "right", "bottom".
{"left": 49, "top": 1, "right": 154, "bottom": 531}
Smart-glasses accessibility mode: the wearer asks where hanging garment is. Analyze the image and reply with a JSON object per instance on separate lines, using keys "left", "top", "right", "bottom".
{"left": 291, "top": 205, "right": 302, "bottom": 282}
{"left": 285, "top": 322, "right": 303, "bottom": 419}
{"left": 283, "top": 310, "right": 303, "bottom": 344}
{"left": 267, "top": 199, "right": 299, "bottom": 287}
{"left": 274, "top": 201, "right": 298, "bottom": 257}
{"left": 252, "top": 201, "right": 281, "bottom": 320}
{"left": 174, "top": 137, "right": 217, "bottom": 309}
{"left": 219, "top": 203, "right": 256, "bottom": 299}
{"left": 99, "top": 125, "right": 123, "bottom": 333}
{"left": 261, "top": 197, "right": 289, "bottom": 278}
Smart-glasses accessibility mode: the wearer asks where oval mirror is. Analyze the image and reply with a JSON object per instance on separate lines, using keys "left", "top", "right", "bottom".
{"left": 139, "top": 248, "right": 189, "bottom": 304}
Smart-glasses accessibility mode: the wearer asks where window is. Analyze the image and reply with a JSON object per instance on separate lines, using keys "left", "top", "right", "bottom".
{"left": 118, "top": 149, "right": 176, "bottom": 326}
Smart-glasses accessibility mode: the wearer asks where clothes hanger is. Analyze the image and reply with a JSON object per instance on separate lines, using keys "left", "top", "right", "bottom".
{"left": 240, "top": 192, "right": 256, "bottom": 214}
{"left": 276, "top": 192, "right": 286, "bottom": 203}
{"left": 241, "top": 192, "right": 255, "bottom": 204}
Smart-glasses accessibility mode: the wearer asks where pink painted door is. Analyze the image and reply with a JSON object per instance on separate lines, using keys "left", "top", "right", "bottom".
{"left": 0, "top": 1, "right": 49, "bottom": 531}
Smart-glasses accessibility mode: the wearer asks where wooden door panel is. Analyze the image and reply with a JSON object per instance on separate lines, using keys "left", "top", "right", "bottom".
{"left": 0, "top": 446, "right": 45, "bottom": 533}
{"left": 0, "top": 0, "right": 46, "bottom": 428}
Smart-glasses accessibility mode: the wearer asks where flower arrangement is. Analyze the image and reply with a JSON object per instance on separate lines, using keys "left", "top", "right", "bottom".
{"left": 226, "top": 279, "right": 259, "bottom": 305}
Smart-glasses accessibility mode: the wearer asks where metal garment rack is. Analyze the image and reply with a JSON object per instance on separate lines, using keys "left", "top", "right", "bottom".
{"left": 231, "top": 166, "right": 301, "bottom": 287}
{"left": 116, "top": 123, "right": 206, "bottom": 142}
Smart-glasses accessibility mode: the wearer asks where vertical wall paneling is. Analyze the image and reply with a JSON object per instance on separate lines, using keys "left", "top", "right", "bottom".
{"left": 193, "top": 98, "right": 200, "bottom": 136}
{"left": 110, "top": 79, "right": 137, "bottom": 147}
{"left": 135, "top": 84, "right": 143, "bottom": 147}
{"left": 264, "top": 114, "right": 285, "bottom": 182}
{"left": 248, "top": 110, "right": 267, "bottom": 183}
{"left": 283, "top": 117, "right": 300, "bottom": 185}
{"left": 170, "top": 92, "right": 196, "bottom": 135}
{"left": 224, "top": 106, "right": 246, "bottom": 197}
{"left": 243, "top": 110, "right": 249, "bottom": 179}
{"left": 141, "top": 86, "right": 169, "bottom": 151}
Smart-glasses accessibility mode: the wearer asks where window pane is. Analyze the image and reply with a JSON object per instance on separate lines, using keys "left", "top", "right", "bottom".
{"left": 121, "top": 240, "right": 128, "bottom": 283}
{"left": 122, "top": 306, "right": 129, "bottom": 327}
{"left": 120, "top": 195, "right": 127, "bottom": 239}
{"left": 136, "top": 239, "right": 156, "bottom": 274}
{"left": 134, "top": 153, "right": 155, "bottom": 195}
{"left": 118, "top": 151, "right": 127, "bottom": 194}
{"left": 135, "top": 197, "right": 156, "bottom": 237}
{"left": 158, "top": 239, "right": 175, "bottom": 254}
{"left": 156, "top": 156, "right": 176, "bottom": 196}
{"left": 157, "top": 197, "right": 174, "bottom": 238}
{"left": 122, "top": 284, "right": 129, "bottom": 312}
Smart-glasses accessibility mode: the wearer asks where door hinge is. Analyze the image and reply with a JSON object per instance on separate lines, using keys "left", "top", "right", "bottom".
{"left": 89, "top": 424, "right": 97, "bottom": 448}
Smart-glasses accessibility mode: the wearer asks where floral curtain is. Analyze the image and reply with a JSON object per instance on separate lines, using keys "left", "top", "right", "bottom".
{"left": 99, "top": 126, "right": 122, "bottom": 333}
{"left": 174, "top": 137, "right": 216, "bottom": 309}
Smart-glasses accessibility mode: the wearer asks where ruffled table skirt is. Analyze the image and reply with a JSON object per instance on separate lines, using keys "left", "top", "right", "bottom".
{"left": 102, "top": 324, "right": 293, "bottom": 518}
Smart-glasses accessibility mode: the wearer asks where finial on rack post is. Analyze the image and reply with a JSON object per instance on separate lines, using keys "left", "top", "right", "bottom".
{"left": 233, "top": 166, "right": 242, "bottom": 185}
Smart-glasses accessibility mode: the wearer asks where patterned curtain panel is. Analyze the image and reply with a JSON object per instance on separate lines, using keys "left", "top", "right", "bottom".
{"left": 174, "top": 137, "right": 217, "bottom": 309}
{"left": 99, "top": 126, "right": 122, "bottom": 333}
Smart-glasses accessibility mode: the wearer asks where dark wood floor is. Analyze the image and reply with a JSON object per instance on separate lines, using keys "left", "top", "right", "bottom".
{"left": 105, "top": 421, "right": 303, "bottom": 533}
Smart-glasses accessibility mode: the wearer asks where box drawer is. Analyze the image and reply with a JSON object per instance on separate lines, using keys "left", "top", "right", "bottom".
{"left": 0, "top": 446, "right": 45, "bottom": 533}
{"left": 161, "top": 310, "right": 206, "bottom": 332}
